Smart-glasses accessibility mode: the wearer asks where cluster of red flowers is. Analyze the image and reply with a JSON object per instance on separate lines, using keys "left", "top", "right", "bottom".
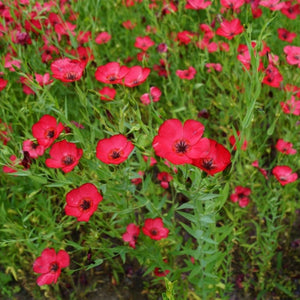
{"left": 153, "top": 119, "right": 231, "bottom": 176}
{"left": 122, "top": 217, "right": 169, "bottom": 249}
{"left": 1, "top": 0, "right": 299, "bottom": 288}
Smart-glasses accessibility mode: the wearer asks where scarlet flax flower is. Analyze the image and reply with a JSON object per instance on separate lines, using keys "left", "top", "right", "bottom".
{"left": 134, "top": 36, "right": 155, "bottom": 51}
{"left": 123, "top": 66, "right": 151, "bottom": 87}
{"left": 230, "top": 186, "right": 251, "bottom": 208}
{"left": 65, "top": 183, "right": 103, "bottom": 222}
{"left": 154, "top": 260, "right": 170, "bottom": 277}
{"left": 252, "top": 160, "right": 268, "bottom": 180}
{"left": 284, "top": 46, "right": 300, "bottom": 68}
{"left": 32, "top": 115, "right": 64, "bottom": 149}
{"left": 262, "top": 64, "right": 283, "bottom": 88}
{"left": 45, "top": 140, "right": 83, "bottom": 173}
{"left": 22, "top": 140, "right": 45, "bottom": 158}
{"left": 142, "top": 218, "right": 169, "bottom": 240}
{"left": 157, "top": 172, "right": 173, "bottom": 189}
{"left": 152, "top": 119, "right": 210, "bottom": 165}
{"left": 33, "top": 248, "right": 70, "bottom": 286}
{"left": 185, "top": 0, "right": 212, "bottom": 10}
{"left": 216, "top": 18, "right": 244, "bottom": 40}
{"left": 176, "top": 66, "right": 197, "bottom": 80}
{"left": 277, "top": 28, "right": 297, "bottom": 43}
{"left": 272, "top": 166, "right": 298, "bottom": 186}
{"left": 229, "top": 131, "right": 248, "bottom": 151}
{"left": 122, "top": 223, "right": 140, "bottom": 248}
{"left": 140, "top": 86, "right": 161, "bottom": 105}
{"left": 51, "top": 58, "right": 85, "bottom": 82}
{"left": 96, "top": 134, "right": 134, "bottom": 164}
{"left": 275, "top": 139, "right": 297, "bottom": 155}
{"left": 95, "top": 62, "right": 129, "bottom": 84}
{"left": 192, "top": 139, "right": 231, "bottom": 176}
{"left": 95, "top": 32, "right": 111, "bottom": 44}
{"left": 99, "top": 87, "right": 116, "bottom": 101}
{"left": 280, "top": 95, "right": 300, "bottom": 115}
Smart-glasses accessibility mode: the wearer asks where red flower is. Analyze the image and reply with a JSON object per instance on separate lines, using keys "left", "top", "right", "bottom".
{"left": 45, "top": 140, "right": 83, "bottom": 173}
{"left": 134, "top": 36, "right": 155, "bottom": 51}
{"left": 229, "top": 131, "right": 248, "bottom": 151}
{"left": 142, "top": 218, "right": 169, "bottom": 240}
{"left": 220, "top": 0, "right": 245, "bottom": 12}
{"left": 40, "top": 44, "right": 59, "bottom": 63}
{"left": 176, "top": 31, "right": 197, "bottom": 45}
{"left": 35, "top": 73, "right": 53, "bottom": 86}
{"left": 33, "top": 248, "right": 70, "bottom": 286}
{"left": 96, "top": 134, "right": 134, "bottom": 164}
{"left": 272, "top": 166, "right": 298, "bottom": 186}
{"left": 281, "top": 2, "right": 300, "bottom": 19}
{"left": 65, "top": 183, "right": 103, "bottom": 222}
{"left": 99, "top": 87, "right": 116, "bottom": 101}
{"left": 95, "top": 32, "right": 111, "bottom": 44}
{"left": 216, "top": 18, "right": 244, "bottom": 40}
{"left": 284, "top": 46, "right": 300, "bottom": 68}
{"left": 192, "top": 139, "right": 231, "bottom": 176}
{"left": 140, "top": 86, "right": 162, "bottom": 105}
{"left": 152, "top": 119, "right": 209, "bottom": 165}
{"left": 95, "top": 62, "right": 129, "bottom": 84}
{"left": 131, "top": 171, "right": 144, "bottom": 185}
{"left": 122, "top": 20, "right": 136, "bottom": 30}
{"left": 3, "top": 155, "right": 18, "bottom": 173}
{"left": 69, "top": 47, "right": 94, "bottom": 67}
{"left": 176, "top": 66, "right": 197, "bottom": 80}
{"left": 0, "top": 119, "right": 12, "bottom": 145}
{"left": 123, "top": 66, "right": 151, "bottom": 87}
{"left": 122, "top": 223, "right": 140, "bottom": 248}
{"left": 252, "top": 160, "right": 268, "bottom": 180}
{"left": 185, "top": 0, "right": 212, "bottom": 10}
{"left": 260, "top": 0, "right": 285, "bottom": 11}
{"left": 22, "top": 140, "right": 45, "bottom": 159}
{"left": 32, "top": 115, "right": 64, "bottom": 149}
{"left": 262, "top": 64, "right": 283, "bottom": 88}
{"left": 51, "top": 58, "right": 85, "bottom": 82}
{"left": 0, "top": 78, "right": 8, "bottom": 91}
{"left": 153, "top": 59, "right": 170, "bottom": 77}
{"left": 205, "top": 63, "right": 222, "bottom": 72}
{"left": 230, "top": 186, "right": 251, "bottom": 208}
{"left": 157, "top": 172, "right": 173, "bottom": 189}
{"left": 143, "top": 156, "right": 157, "bottom": 166}
{"left": 277, "top": 28, "right": 297, "bottom": 43}
{"left": 280, "top": 95, "right": 300, "bottom": 115}
{"left": 154, "top": 260, "right": 170, "bottom": 277}
{"left": 275, "top": 139, "right": 297, "bottom": 155}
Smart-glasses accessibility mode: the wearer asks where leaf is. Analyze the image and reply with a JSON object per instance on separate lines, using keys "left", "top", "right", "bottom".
{"left": 85, "top": 259, "right": 103, "bottom": 271}
{"left": 177, "top": 202, "right": 194, "bottom": 210}
{"left": 200, "top": 216, "right": 215, "bottom": 224}
{"left": 177, "top": 211, "right": 197, "bottom": 223}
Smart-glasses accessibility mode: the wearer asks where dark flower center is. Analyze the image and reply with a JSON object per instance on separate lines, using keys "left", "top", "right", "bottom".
{"left": 108, "top": 75, "right": 117, "bottom": 82}
{"left": 64, "top": 72, "right": 78, "bottom": 80}
{"left": 201, "top": 159, "right": 215, "bottom": 170}
{"left": 175, "top": 140, "right": 189, "bottom": 154}
{"left": 63, "top": 155, "right": 74, "bottom": 165}
{"left": 110, "top": 151, "right": 121, "bottom": 159}
{"left": 50, "top": 262, "right": 59, "bottom": 272}
{"left": 150, "top": 229, "right": 158, "bottom": 236}
{"left": 79, "top": 199, "right": 91, "bottom": 210}
{"left": 47, "top": 130, "right": 55, "bottom": 138}
{"left": 32, "top": 142, "right": 38, "bottom": 149}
